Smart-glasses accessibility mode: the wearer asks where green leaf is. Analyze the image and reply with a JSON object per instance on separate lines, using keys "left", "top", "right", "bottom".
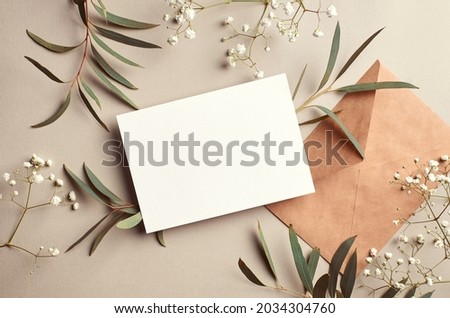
{"left": 32, "top": 90, "right": 71, "bottom": 128}
{"left": 257, "top": 221, "right": 278, "bottom": 282}
{"left": 157, "top": 231, "right": 166, "bottom": 247}
{"left": 340, "top": 250, "right": 357, "bottom": 298}
{"left": 24, "top": 56, "right": 65, "bottom": 83}
{"left": 80, "top": 78, "right": 101, "bottom": 108}
{"left": 116, "top": 212, "right": 142, "bottom": 229}
{"left": 78, "top": 82, "right": 110, "bottom": 132}
{"left": 317, "top": 22, "right": 340, "bottom": 92}
{"left": 26, "top": 30, "right": 80, "bottom": 53}
{"left": 74, "top": 0, "right": 87, "bottom": 25}
{"left": 83, "top": 163, "right": 123, "bottom": 205}
{"left": 64, "top": 164, "right": 111, "bottom": 206}
{"left": 92, "top": 1, "right": 159, "bottom": 29}
{"left": 90, "top": 212, "right": 127, "bottom": 255}
{"left": 93, "top": 24, "right": 161, "bottom": 49}
{"left": 91, "top": 31, "right": 143, "bottom": 68}
{"left": 404, "top": 285, "right": 417, "bottom": 298}
{"left": 91, "top": 44, "right": 137, "bottom": 89}
{"left": 298, "top": 110, "right": 343, "bottom": 126}
{"left": 120, "top": 207, "right": 140, "bottom": 214}
{"left": 381, "top": 278, "right": 408, "bottom": 298}
{"left": 292, "top": 64, "right": 307, "bottom": 100}
{"left": 328, "top": 235, "right": 356, "bottom": 298}
{"left": 289, "top": 225, "right": 314, "bottom": 294}
{"left": 65, "top": 213, "right": 110, "bottom": 253}
{"left": 307, "top": 248, "right": 320, "bottom": 280}
{"left": 89, "top": 60, "right": 139, "bottom": 109}
{"left": 335, "top": 81, "right": 418, "bottom": 93}
{"left": 238, "top": 258, "right": 266, "bottom": 287}
{"left": 334, "top": 28, "right": 384, "bottom": 82}
{"left": 419, "top": 291, "right": 434, "bottom": 298}
{"left": 313, "top": 274, "right": 329, "bottom": 298}
{"left": 312, "top": 105, "right": 364, "bottom": 158}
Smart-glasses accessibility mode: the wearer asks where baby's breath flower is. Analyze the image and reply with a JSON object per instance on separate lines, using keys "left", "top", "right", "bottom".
{"left": 2, "top": 173, "right": 10, "bottom": 182}
{"left": 48, "top": 173, "right": 55, "bottom": 181}
{"left": 72, "top": 202, "right": 80, "bottom": 211}
{"left": 226, "top": 56, "right": 236, "bottom": 68}
{"left": 13, "top": 190, "right": 19, "bottom": 197}
{"left": 236, "top": 43, "right": 246, "bottom": 55}
{"left": 408, "top": 257, "right": 416, "bottom": 265}
{"left": 399, "top": 234, "right": 409, "bottom": 243}
{"left": 55, "top": 179, "right": 64, "bottom": 187}
{"left": 393, "top": 219, "right": 400, "bottom": 226}
{"left": 48, "top": 247, "right": 60, "bottom": 257}
{"left": 163, "top": 13, "right": 170, "bottom": 21}
{"left": 420, "top": 184, "right": 428, "bottom": 191}
{"left": 363, "top": 269, "right": 371, "bottom": 277}
{"left": 68, "top": 191, "right": 76, "bottom": 202}
{"left": 384, "top": 252, "right": 393, "bottom": 260}
{"left": 242, "top": 24, "right": 250, "bottom": 33}
{"left": 0, "top": 194, "right": 3, "bottom": 200}
{"left": 434, "top": 239, "right": 444, "bottom": 249}
{"left": 365, "top": 257, "right": 373, "bottom": 264}
{"left": 9, "top": 180, "right": 16, "bottom": 186}
{"left": 270, "top": 0, "right": 279, "bottom": 10}
{"left": 369, "top": 248, "right": 377, "bottom": 257}
{"left": 45, "top": 159, "right": 52, "bottom": 167}
{"left": 429, "top": 160, "right": 439, "bottom": 168}
{"left": 264, "top": 46, "right": 271, "bottom": 52}
{"left": 326, "top": 5, "right": 337, "bottom": 17}
{"left": 414, "top": 157, "right": 419, "bottom": 163}
{"left": 313, "top": 28, "right": 325, "bottom": 38}
{"left": 416, "top": 234, "right": 425, "bottom": 244}
{"left": 375, "top": 268, "right": 382, "bottom": 276}
{"left": 284, "top": 2, "right": 294, "bottom": 16}
{"left": 183, "top": 7, "right": 196, "bottom": 21}
{"left": 224, "top": 16, "right": 234, "bottom": 25}
{"left": 31, "top": 174, "right": 44, "bottom": 184}
{"left": 393, "top": 172, "right": 400, "bottom": 180}
{"left": 428, "top": 173, "right": 436, "bottom": 182}
{"left": 426, "top": 277, "right": 433, "bottom": 286}
{"left": 175, "top": 14, "right": 185, "bottom": 25}
{"left": 260, "top": 17, "right": 272, "bottom": 28}
{"left": 185, "top": 27, "right": 196, "bottom": 39}
{"left": 268, "top": 11, "right": 275, "bottom": 19}
{"left": 442, "top": 220, "right": 449, "bottom": 227}
{"left": 50, "top": 195, "right": 62, "bottom": 206}
{"left": 405, "top": 176, "right": 413, "bottom": 184}
{"left": 397, "top": 258, "right": 404, "bottom": 265}
{"left": 254, "top": 70, "right": 264, "bottom": 79}
{"left": 441, "top": 155, "right": 449, "bottom": 162}
{"left": 23, "top": 162, "right": 33, "bottom": 168}
{"left": 394, "top": 282, "right": 405, "bottom": 290}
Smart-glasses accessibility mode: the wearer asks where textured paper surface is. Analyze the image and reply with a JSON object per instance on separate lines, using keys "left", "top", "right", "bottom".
{"left": 118, "top": 74, "right": 315, "bottom": 233}
{"left": 267, "top": 61, "right": 450, "bottom": 273}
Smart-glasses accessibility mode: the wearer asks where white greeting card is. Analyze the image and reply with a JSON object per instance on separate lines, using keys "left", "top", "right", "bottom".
{"left": 117, "top": 74, "right": 315, "bottom": 233}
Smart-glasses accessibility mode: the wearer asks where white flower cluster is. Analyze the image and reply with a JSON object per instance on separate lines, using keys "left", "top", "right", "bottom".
{"left": 164, "top": 0, "right": 198, "bottom": 46}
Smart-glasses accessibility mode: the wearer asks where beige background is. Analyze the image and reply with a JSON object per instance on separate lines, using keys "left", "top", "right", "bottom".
{"left": 1, "top": 0, "right": 449, "bottom": 297}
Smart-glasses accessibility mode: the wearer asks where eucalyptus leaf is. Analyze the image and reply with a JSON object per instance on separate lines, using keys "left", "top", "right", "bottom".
{"left": 335, "top": 81, "right": 418, "bottom": 93}
{"left": 90, "top": 212, "right": 127, "bottom": 255}
{"left": 289, "top": 225, "right": 314, "bottom": 294}
{"left": 298, "top": 110, "right": 343, "bottom": 126}
{"left": 157, "top": 231, "right": 166, "bottom": 247}
{"left": 381, "top": 277, "right": 408, "bottom": 298}
{"left": 93, "top": 24, "right": 161, "bottom": 49}
{"left": 312, "top": 105, "right": 364, "bottom": 158}
{"left": 91, "top": 31, "right": 143, "bottom": 68}
{"left": 64, "top": 164, "right": 111, "bottom": 206}
{"left": 292, "top": 64, "right": 307, "bottom": 100}
{"left": 32, "top": 90, "right": 71, "bottom": 128}
{"left": 89, "top": 60, "right": 139, "bottom": 109}
{"left": 83, "top": 163, "right": 123, "bottom": 205}
{"left": 92, "top": 1, "right": 159, "bottom": 29}
{"left": 74, "top": 0, "right": 87, "bottom": 26}
{"left": 26, "top": 30, "right": 80, "bottom": 53}
{"left": 98, "top": 0, "right": 108, "bottom": 21}
{"left": 65, "top": 213, "right": 110, "bottom": 253}
{"left": 419, "top": 291, "right": 434, "bottom": 298}
{"left": 257, "top": 221, "right": 278, "bottom": 282}
{"left": 340, "top": 250, "right": 357, "bottom": 298}
{"left": 328, "top": 236, "right": 356, "bottom": 298}
{"left": 91, "top": 44, "right": 137, "bottom": 89}
{"left": 80, "top": 78, "right": 101, "bottom": 108}
{"left": 334, "top": 28, "right": 384, "bottom": 82}
{"left": 120, "top": 207, "right": 140, "bottom": 214}
{"left": 313, "top": 274, "right": 329, "bottom": 298}
{"left": 238, "top": 258, "right": 266, "bottom": 287}
{"left": 307, "top": 248, "right": 320, "bottom": 280}
{"left": 25, "top": 56, "right": 65, "bottom": 83}
{"left": 78, "top": 82, "right": 110, "bottom": 131}
{"left": 116, "top": 212, "right": 142, "bottom": 229}
{"left": 317, "top": 22, "right": 340, "bottom": 92}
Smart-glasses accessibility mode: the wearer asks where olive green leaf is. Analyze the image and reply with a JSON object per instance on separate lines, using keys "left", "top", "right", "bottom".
{"left": 257, "top": 221, "right": 278, "bottom": 282}
{"left": 90, "top": 212, "right": 127, "bottom": 255}
{"left": 97, "top": 0, "right": 108, "bottom": 21}
{"left": 292, "top": 64, "right": 307, "bottom": 100}
{"left": 92, "top": 1, "right": 159, "bottom": 29}
{"left": 157, "top": 231, "right": 166, "bottom": 247}
{"left": 24, "top": 56, "right": 65, "bottom": 83}
{"left": 78, "top": 81, "right": 110, "bottom": 131}
{"left": 74, "top": 0, "right": 87, "bottom": 25}
{"left": 335, "top": 81, "right": 418, "bottom": 93}
{"left": 313, "top": 274, "right": 330, "bottom": 298}
{"left": 238, "top": 258, "right": 266, "bottom": 287}
{"left": 298, "top": 110, "right": 343, "bottom": 126}
{"left": 93, "top": 24, "right": 161, "bottom": 49}
{"left": 289, "top": 225, "right": 314, "bottom": 294}
{"left": 334, "top": 28, "right": 384, "bottom": 82}
{"left": 328, "top": 235, "right": 356, "bottom": 298}
{"left": 120, "top": 207, "right": 140, "bottom": 214}
{"left": 116, "top": 212, "right": 142, "bottom": 229}
{"left": 381, "top": 277, "right": 408, "bottom": 298}
{"left": 65, "top": 213, "right": 110, "bottom": 253}
{"left": 26, "top": 30, "right": 81, "bottom": 53}
{"left": 404, "top": 285, "right": 417, "bottom": 298}
{"left": 32, "top": 90, "right": 71, "bottom": 128}
{"left": 311, "top": 105, "right": 364, "bottom": 158}
{"left": 307, "top": 247, "right": 320, "bottom": 281}
{"left": 80, "top": 77, "right": 101, "bottom": 108}
{"left": 89, "top": 60, "right": 138, "bottom": 109}
{"left": 317, "top": 22, "right": 340, "bottom": 92}
{"left": 419, "top": 291, "right": 434, "bottom": 298}
{"left": 83, "top": 163, "right": 123, "bottom": 205}
{"left": 340, "top": 250, "right": 357, "bottom": 298}
{"left": 91, "top": 44, "right": 137, "bottom": 90}
{"left": 91, "top": 31, "right": 143, "bottom": 68}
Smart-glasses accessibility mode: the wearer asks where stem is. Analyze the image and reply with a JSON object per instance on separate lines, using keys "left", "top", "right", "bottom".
{"left": 8, "top": 183, "right": 33, "bottom": 243}
{"left": 296, "top": 85, "right": 333, "bottom": 112}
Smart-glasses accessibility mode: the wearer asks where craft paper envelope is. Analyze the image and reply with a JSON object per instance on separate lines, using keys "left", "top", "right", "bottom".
{"left": 267, "top": 61, "right": 450, "bottom": 272}
{"left": 117, "top": 74, "right": 315, "bottom": 233}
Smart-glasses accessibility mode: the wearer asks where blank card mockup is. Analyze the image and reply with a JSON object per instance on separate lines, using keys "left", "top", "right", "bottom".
{"left": 117, "top": 74, "right": 315, "bottom": 233}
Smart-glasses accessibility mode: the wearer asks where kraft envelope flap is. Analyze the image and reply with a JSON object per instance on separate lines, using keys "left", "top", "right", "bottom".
{"left": 267, "top": 61, "right": 450, "bottom": 273}
{"left": 117, "top": 74, "right": 315, "bottom": 233}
